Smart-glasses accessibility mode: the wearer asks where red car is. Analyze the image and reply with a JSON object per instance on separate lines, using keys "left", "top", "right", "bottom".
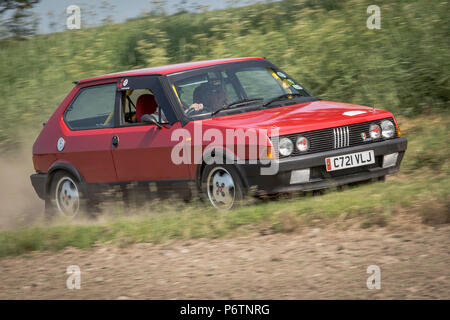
{"left": 31, "top": 57, "right": 407, "bottom": 217}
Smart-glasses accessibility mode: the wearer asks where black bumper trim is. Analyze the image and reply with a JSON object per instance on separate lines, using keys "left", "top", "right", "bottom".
{"left": 266, "top": 165, "right": 399, "bottom": 194}
{"left": 238, "top": 137, "right": 407, "bottom": 194}
{"left": 30, "top": 173, "right": 48, "bottom": 200}
{"left": 277, "top": 137, "right": 407, "bottom": 170}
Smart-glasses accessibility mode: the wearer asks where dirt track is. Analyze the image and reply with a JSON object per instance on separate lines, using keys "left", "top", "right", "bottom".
{"left": 0, "top": 216, "right": 449, "bottom": 300}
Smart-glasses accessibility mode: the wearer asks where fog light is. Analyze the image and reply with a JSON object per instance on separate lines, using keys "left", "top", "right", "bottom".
{"left": 369, "top": 124, "right": 381, "bottom": 139}
{"left": 382, "top": 153, "right": 399, "bottom": 168}
{"left": 290, "top": 169, "right": 310, "bottom": 184}
{"left": 296, "top": 136, "right": 309, "bottom": 152}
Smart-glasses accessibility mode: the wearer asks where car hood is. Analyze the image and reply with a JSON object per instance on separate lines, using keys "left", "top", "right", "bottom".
{"left": 202, "top": 100, "right": 394, "bottom": 136}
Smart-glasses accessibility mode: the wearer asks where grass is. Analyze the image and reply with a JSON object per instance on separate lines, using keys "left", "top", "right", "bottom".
{"left": 0, "top": 173, "right": 447, "bottom": 258}
{"left": 0, "top": 116, "right": 448, "bottom": 258}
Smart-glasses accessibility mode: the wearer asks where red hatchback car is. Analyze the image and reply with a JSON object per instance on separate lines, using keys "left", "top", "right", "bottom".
{"left": 31, "top": 57, "right": 407, "bottom": 217}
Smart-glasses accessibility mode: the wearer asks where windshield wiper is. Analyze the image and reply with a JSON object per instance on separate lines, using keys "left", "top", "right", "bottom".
{"left": 262, "top": 93, "right": 305, "bottom": 108}
{"left": 212, "top": 98, "right": 264, "bottom": 116}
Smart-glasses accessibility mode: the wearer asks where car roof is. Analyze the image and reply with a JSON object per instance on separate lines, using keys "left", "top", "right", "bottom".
{"left": 77, "top": 57, "right": 265, "bottom": 84}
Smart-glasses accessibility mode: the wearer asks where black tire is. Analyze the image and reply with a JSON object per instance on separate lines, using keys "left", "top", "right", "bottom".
{"left": 201, "top": 164, "right": 245, "bottom": 209}
{"left": 46, "top": 171, "right": 97, "bottom": 219}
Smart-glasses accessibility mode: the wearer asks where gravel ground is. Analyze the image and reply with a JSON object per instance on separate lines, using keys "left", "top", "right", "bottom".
{"left": 0, "top": 215, "right": 448, "bottom": 300}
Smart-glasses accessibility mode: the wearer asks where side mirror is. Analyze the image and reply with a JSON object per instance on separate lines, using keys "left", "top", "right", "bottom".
{"left": 141, "top": 114, "right": 162, "bottom": 128}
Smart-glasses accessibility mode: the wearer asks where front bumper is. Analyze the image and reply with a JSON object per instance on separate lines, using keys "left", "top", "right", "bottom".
{"left": 238, "top": 137, "right": 407, "bottom": 194}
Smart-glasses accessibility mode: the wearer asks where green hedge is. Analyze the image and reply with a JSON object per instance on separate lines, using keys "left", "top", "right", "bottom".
{"left": 0, "top": 0, "right": 448, "bottom": 151}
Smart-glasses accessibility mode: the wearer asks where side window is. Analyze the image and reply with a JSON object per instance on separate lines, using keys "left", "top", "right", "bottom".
{"left": 122, "top": 88, "right": 167, "bottom": 125}
{"left": 64, "top": 84, "right": 116, "bottom": 130}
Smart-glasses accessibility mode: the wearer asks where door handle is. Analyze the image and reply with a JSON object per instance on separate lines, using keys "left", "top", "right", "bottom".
{"left": 112, "top": 135, "right": 119, "bottom": 148}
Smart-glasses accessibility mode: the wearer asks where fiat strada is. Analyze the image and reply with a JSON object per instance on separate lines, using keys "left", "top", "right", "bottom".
{"left": 30, "top": 57, "right": 407, "bottom": 216}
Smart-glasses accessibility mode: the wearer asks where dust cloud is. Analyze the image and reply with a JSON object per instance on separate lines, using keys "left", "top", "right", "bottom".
{"left": 0, "top": 143, "right": 44, "bottom": 230}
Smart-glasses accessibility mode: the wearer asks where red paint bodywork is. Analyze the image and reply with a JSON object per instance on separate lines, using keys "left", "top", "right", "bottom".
{"left": 111, "top": 122, "right": 191, "bottom": 182}
{"left": 32, "top": 57, "right": 398, "bottom": 185}
{"left": 200, "top": 100, "right": 396, "bottom": 136}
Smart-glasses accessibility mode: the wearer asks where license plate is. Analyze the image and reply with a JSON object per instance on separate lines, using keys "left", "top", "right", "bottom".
{"left": 325, "top": 150, "right": 375, "bottom": 172}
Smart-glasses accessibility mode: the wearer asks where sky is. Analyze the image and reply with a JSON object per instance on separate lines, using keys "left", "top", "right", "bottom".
{"left": 30, "top": 0, "right": 266, "bottom": 34}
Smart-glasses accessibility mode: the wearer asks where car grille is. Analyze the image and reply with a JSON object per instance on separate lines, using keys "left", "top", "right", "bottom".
{"left": 274, "top": 117, "right": 396, "bottom": 157}
{"left": 333, "top": 126, "right": 350, "bottom": 149}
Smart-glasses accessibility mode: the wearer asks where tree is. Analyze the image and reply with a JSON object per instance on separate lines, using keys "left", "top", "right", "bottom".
{"left": 0, "top": 0, "right": 40, "bottom": 39}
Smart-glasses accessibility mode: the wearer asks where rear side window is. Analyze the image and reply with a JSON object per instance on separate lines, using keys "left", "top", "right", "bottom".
{"left": 64, "top": 84, "right": 116, "bottom": 130}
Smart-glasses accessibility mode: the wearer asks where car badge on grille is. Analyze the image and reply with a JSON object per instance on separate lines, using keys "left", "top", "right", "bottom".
{"left": 361, "top": 132, "right": 372, "bottom": 142}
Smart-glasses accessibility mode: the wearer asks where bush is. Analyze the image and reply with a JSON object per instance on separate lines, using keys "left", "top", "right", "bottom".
{"left": 0, "top": 0, "right": 448, "bottom": 152}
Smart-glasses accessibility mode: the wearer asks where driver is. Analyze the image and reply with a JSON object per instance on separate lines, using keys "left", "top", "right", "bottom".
{"left": 185, "top": 83, "right": 226, "bottom": 115}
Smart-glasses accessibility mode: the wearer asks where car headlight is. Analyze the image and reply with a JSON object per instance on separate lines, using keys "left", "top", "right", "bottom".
{"left": 381, "top": 120, "right": 395, "bottom": 139}
{"left": 369, "top": 124, "right": 381, "bottom": 139}
{"left": 279, "top": 137, "right": 294, "bottom": 156}
{"left": 296, "top": 136, "right": 309, "bottom": 152}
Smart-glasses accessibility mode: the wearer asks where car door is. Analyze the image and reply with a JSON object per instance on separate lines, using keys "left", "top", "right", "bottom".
{"left": 61, "top": 81, "right": 118, "bottom": 183}
{"left": 110, "top": 76, "right": 191, "bottom": 183}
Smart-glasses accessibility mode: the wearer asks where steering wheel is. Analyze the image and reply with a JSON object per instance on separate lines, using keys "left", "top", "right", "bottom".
{"left": 185, "top": 107, "right": 198, "bottom": 116}
{"left": 185, "top": 104, "right": 209, "bottom": 116}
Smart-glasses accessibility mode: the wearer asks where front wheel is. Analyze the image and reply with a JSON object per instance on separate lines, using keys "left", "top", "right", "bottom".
{"left": 201, "top": 165, "right": 245, "bottom": 209}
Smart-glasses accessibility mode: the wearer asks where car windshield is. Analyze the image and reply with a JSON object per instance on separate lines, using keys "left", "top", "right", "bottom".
{"left": 168, "top": 62, "right": 316, "bottom": 119}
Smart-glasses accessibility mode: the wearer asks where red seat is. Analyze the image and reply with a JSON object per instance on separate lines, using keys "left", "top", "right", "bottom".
{"left": 135, "top": 94, "right": 158, "bottom": 122}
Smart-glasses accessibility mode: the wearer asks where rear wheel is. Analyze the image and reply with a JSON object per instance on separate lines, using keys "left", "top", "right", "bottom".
{"left": 202, "top": 165, "right": 245, "bottom": 209}
{"left": 46, "top": 171, "right": 85, "bottom": 219}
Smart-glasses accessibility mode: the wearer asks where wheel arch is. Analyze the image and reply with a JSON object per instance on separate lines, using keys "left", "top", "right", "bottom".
{"left": 46, "top": 162, "right": 86, "bottom": 196}
{"left": 195, "top": 147, "right": 250, "bottom": 190}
